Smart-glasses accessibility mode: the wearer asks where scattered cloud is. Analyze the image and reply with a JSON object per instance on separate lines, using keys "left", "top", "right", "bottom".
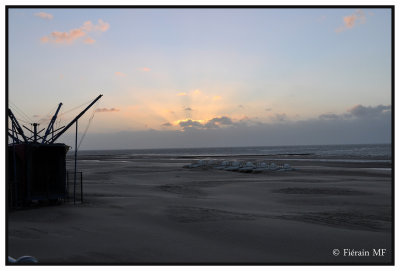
{"left": 205, "top": 116, "right": 233, "bottom": 129}
{"left": 35, "top": 12, "right": 53, "bottom": 20}
{"left": 212, "top": 95, "right": 222, "bottom": 101}
{"left": 317, "top": 15, "right": 327, "bottom": 22}
{"left": 178, "top": 119, "right": 204, "bottom": 129}
{"left": 336, "top": 9, "right": 367, "bottom": 33}
{"left": 64, "top": 103, "right": 391, "bottom": 149}
{"left": 316, "top": 105, "right": 390, "bottom": 121}
{"left": 84, "top": 37, "right": 96, "bottom": 44}
{"left": 139, "top": 67, "right": 151, "bottom": 72}
{"left": 271, "top": 113, "right": 288, "bottom": 122}
{"left": 192, "top": 89, "right": 201, "bottom": 95}
{"left": 347, "top": 104, "right": 391, "bottom": 118}
{"left": 319, "top": 113, "right": 341, "bottom": 120}
{"left": 40, "top": 36, "right": 49, "bottom": 43}
{"left": 41, "top": 19, "right": 110, "bottom": 44}
{"left": 115, "top": 72, "right": 126, "bottom": 77}
{"left": 95, "top": 108, "right": 120, "bottom": 113}
{"left": 80, "top": 19, "right": 110, "bottom": 32}
{"left": 46, "top": 29, "right": 86, "bottom": 44}
{"left": 178, "top": 116, "right": 235, "bottom": 131}
{"left": 161, "top": 122, "right": 172, "bottom": 127}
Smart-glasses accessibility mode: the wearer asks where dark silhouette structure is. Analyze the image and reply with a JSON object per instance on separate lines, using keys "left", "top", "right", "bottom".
{"left": 7, "top": 95, "right": 102, "bottom": 208}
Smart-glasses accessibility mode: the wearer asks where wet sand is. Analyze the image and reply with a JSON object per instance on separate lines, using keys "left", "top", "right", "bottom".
{"left": 7, "top": 154, "right": 393, "bottom": 264}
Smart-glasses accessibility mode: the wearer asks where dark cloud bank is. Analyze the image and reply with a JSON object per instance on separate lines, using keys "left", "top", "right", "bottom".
{"left": 62, "top": 105, "right": 391, "bottom": 150}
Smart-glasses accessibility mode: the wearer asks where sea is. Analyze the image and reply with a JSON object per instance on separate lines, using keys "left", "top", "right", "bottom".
{"left": 74, "top": 143, "right": 392, "bottom": 162}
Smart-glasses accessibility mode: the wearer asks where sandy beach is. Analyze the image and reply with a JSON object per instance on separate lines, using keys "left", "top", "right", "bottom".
{"left": 7, "top": 153, "right": 392, "bottom": 264}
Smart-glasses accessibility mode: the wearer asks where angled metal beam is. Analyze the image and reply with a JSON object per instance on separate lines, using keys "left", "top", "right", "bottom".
{"left": 24, "top": 126, "right": 45, "bottom": 141}
{"left": 8, "top": 109, "right": 28, "bottom": 143}
{"left": 22, "top": 125, "right": 34, "bottom": 134}
{"left": 44, "top": 126, "right": 65, "bottom": 143}
{"left": 8, "top": 131, "right": 21, "bottom": 143}
{"left": 50, "top": 95, "right": 102, "bottom": 143}
{"left": 42, "top": 103, "right": 62, "bottom": 143}
{"left": 27, "top": 133, "right": 46, "bottom": 142}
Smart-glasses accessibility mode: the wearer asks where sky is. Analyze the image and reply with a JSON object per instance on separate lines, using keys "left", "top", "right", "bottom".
{"left": 7, "top": 7, "right": 392, "bottom": 150}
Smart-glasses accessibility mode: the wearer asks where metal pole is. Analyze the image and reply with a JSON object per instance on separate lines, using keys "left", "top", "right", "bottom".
{"left": 33, "top": 123, "right": 38, "bottom": 143}
{"left": 74, "top": 120, "right": 78, "bottom": 205}
{"left": 66, "top": 171, "right": 69, "bottom": 200}
{"left": 12, "top": 123, "right": 18, "bottom": 208}
{"left": 80, "top": 172, "right": 83, "bottom": 203}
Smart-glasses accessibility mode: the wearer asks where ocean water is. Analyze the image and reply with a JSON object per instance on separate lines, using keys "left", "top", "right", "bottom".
{"left": 75, "top": 144, "right": 392, "bottom": 160}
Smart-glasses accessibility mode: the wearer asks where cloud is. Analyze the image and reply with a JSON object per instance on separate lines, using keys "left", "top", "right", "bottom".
{"left": 212, "top": 96, "right": 222, "bottom": 101}
{"left": 70, "top": 111, "right": 391, "bottom": 150}
{"left": 35, "top": 12, "right": 53, "bottom": 20}
{"left": 319, "top": 113, "right": 341, "bottom": 120}
{"left": 317, "top": 15, "right": 327, "bottom": 22}
{"left": 192, "top": 89, "right": 201, "bottom": 95}
{"left": 271, "top": 113, "right": 288, "bottom": 122}
{"left": 162, "top": 122, "right": 172, "bottom": 127}
{"left": 41, "top": 19, "right": 110, "bottom": 44}
{"left": 95, "top": 108, "right": 120, "bottom": 113}
{"left": 115, "top": 72, "right": 126, "bottom": 77}
{"left": 317, "top": 104, "right": 390, "bottom": 121}
{"left": 96, "top": 19, "right": 110, "bottom": 32}
{"left": 205, "top": 116, "right": 234, "bottom": 129}
{"left": 178, "top": 119, "right": 204, "bottom": 129}
{"left": 80, "top": 19, "right": 110, "bottom": 32}
{"left": 40, "top": 36, "right": 49, "bottom": 43}
{"left": 336, "top": 9, "right": 367, "bottom": 33}
{"left": 347, "top": 104, "right": 391, "bottom": 118}
{"left": 62, "top": 104, "right": 391, "bottom": 149}
{"left": 84, "top": 37, "right": 96, "bottom": 44}
{"left": 44, "top": 29, "right": 86, "bottom": 44}
{"left": 177, "top": 92, "right": 187, "bottom": 96}
{"left": 178, "top": 116, "right": 235, "bottom": 131}
{"left": 139, "top": 67, "right": 151, "bottom": 72}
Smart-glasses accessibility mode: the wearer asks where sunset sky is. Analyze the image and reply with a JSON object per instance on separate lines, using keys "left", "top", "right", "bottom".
{"left": 8, "top": 8, "right": 392, "bottom": 149}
